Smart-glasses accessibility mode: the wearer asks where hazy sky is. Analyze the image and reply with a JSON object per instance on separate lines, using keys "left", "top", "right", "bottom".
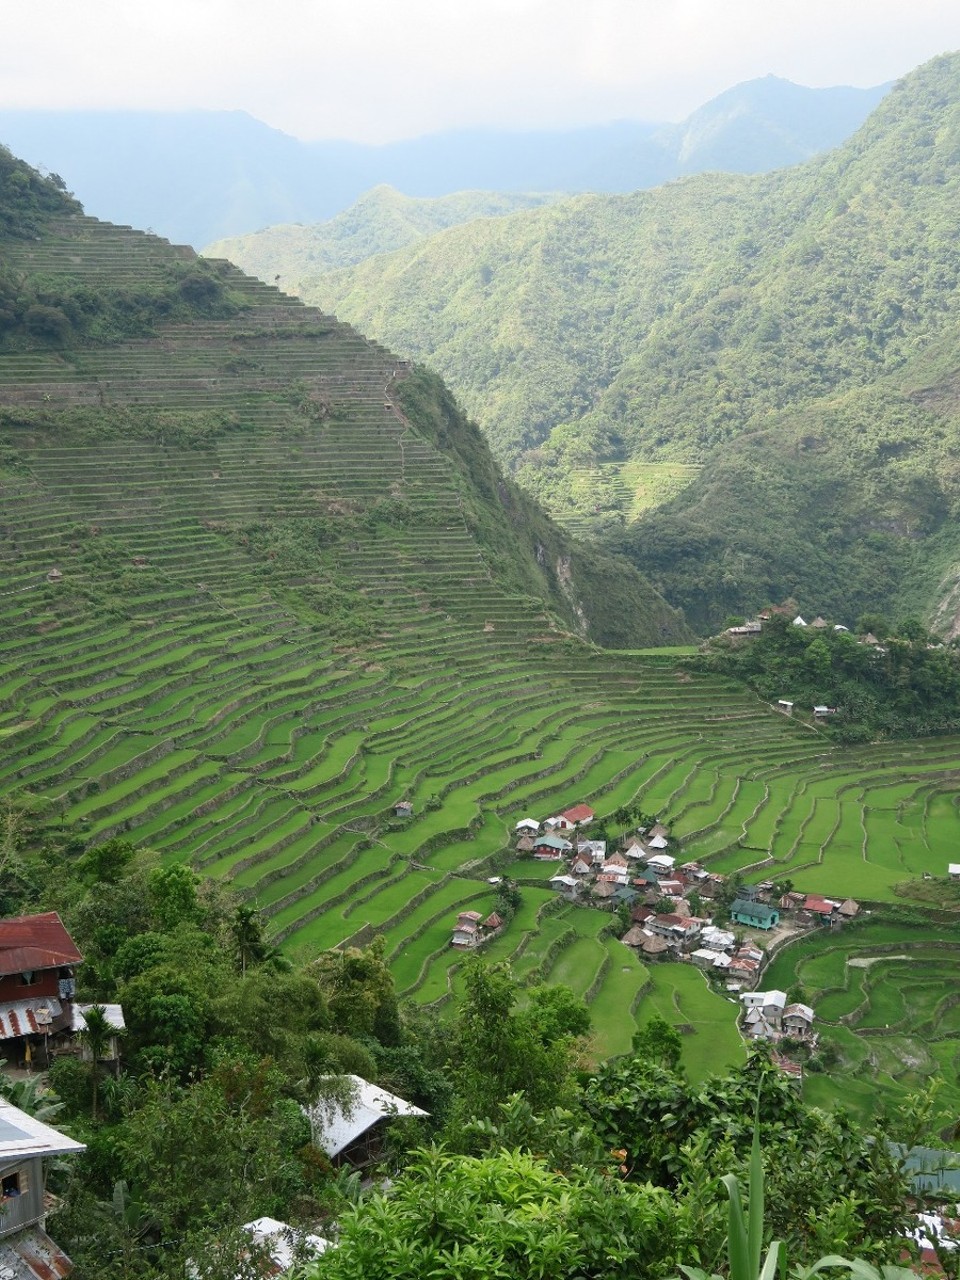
{"left": 7, "top": 1, "right": 960, "bottom": 141}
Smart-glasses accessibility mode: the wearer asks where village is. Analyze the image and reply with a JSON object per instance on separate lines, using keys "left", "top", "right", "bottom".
{"left": 449, "top": 800, "right": 864, "bottom": 1071}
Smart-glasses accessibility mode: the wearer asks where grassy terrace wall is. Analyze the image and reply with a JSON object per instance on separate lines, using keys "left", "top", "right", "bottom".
{"left": 1, "top": 215, "right": 959, "bottom": 1069}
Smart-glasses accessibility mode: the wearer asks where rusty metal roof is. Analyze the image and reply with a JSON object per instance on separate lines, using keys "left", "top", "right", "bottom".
{"left": 0, "top": 1225, "right": 76, "bottom": 1279}
{"left": 0, "top": 914, "right": 82, "bottom": 977}
{"left": 0, "top": 998, "right": 63, "bottom": 1041}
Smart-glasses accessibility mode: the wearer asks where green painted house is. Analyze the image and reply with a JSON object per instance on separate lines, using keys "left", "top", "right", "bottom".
{"left": 730, "top": 899, "right": 779, "bottom": 930}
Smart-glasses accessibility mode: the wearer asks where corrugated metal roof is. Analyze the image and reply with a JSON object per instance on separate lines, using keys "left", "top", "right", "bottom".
{"left": 307, "top": 1075, "right": 428, "bottom": 1158}
{"left": 0, "top": 1098, "right": 84, "bottom": 1158}
{"left": 0, "top": 915, "right": 82, "bottom": 977}
{"left": 0, "top": 999, "right": 63, "bottom": 1041}
{"left": 69, "top": 1004, "right": 125, "bottom": 1034}
{"left": 0, "top": 1226, "right": 75, "bottom": 1280}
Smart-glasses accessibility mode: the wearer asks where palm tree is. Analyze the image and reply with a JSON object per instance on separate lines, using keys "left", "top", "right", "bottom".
{"left": 230, "top": 904, "right": 268, "bottom": 976}
{"left": 79, "top": 1004, "right": 114, "bottom": 1120}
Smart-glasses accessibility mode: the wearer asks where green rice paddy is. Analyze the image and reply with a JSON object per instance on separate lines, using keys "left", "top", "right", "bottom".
{"left": 1, "top": 214, "right": 959, "bottom": 1077}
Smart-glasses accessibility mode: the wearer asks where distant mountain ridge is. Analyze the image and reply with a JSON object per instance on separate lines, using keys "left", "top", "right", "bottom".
{"left": 0, "top": 75, "right": 889, "bottom": 248}
{"left": 288, "top": 52, "right": 960, "bottom": 634}
{"left": 204, "top": 187, "right": 565, "bottom": 295}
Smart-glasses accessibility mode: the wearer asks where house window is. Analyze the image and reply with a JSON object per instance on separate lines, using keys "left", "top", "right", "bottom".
{"left": 19, "top": 972, "right": 37, "bottom": 987}
{"left": 2, "top": 1173, "right": 20, "bottom": 1198}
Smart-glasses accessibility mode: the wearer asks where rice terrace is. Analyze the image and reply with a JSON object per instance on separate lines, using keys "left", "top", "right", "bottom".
{"left": 2, "top": 206, "right": 960, "bottom": 1119}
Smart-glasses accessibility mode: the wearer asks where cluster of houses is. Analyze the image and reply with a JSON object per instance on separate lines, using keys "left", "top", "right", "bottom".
{"left": 0, "top": 910, "right": 130, "bottom": 1279}
{"left": 515, "top": 806, "right": 689, "bottom": 906}
{"left": 739, "top": 989, "right": 816, "bottom": 1046}
{"left": 512, "top": 807, "right": 861, "bottom": 992}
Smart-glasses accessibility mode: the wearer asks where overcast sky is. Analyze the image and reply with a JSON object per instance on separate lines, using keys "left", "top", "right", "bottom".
{"left": 6, "top": 1, "right": 960, "bottom": 142}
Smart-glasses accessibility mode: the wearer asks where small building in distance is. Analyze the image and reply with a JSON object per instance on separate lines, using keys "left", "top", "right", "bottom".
{"left": 393, "top": 800, "right": 414, "bottom": 819}
{"left": 730, "top": 899, "right": 780, "bottom": 931}
{"left": 560, "top": 803, "right": 595, "bottom": 827}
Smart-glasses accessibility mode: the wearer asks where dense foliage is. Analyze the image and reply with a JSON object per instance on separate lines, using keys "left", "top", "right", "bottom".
{"left": 398, "top": 368, "right": 689, "bottom": 646}
{"left": 204, "top": 186, "right": 562, "bottom": 287}
{"left": 698, "top": 613, "right": 960, "bottom": 739}
{"left": 296, "top": 53, "right": 960, "bottom": 633}
{"left": 0, "top": 798, "right": 934, "bottom": 1280}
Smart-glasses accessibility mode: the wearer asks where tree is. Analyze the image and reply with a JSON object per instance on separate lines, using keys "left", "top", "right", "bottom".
{"left": 450, "top": 960, "right": 578, "bottom": 1122}
{"left": 307, "top": 1146, "right": 679, "bottom": 1280}
{"left": 631, "top": 1015, "right": 682, "bottom": 1071}
{"left": 79, "top": 1004, "right": 115, "bottom": 1120}
{"left": 230, "top": 904, "right": 269, "bottom": 976}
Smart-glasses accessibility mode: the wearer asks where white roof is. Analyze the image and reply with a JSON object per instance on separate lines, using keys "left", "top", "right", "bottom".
{"left": 242, "top": 1218, "right": 331, "bottom": 1271}
{"left": 307, "top": 1075, "right": 428, "bottom": 1157}
{"left": 712, "top": 953, "right": 731, "bottom": 968}
{"left": 515, "top": 819, "right": 540, "bottom": 831}
{"left": 70, "top": 1003, "right": 125, "bottom": 1033}
{"left": 647, "top": 853, "right": 675, "bottom": 868}
{"left": 647, "top": 835, "right": 669, "bottom": 850}
{"left": 949, "top": 864, "right": 960, "bottom": 875}
{"left": 761, "top": 989, "right": 788, "bottom": 1009}
{"left": 701, "top": 926, "right": 735, "bottom": 949}
{"left": 550, "top": 875, "right": 579, "bottom": 888}
{"left": 794, "top": 616, "right": 807, "bottom": 626}
{"left": 0, "top": 1097, "right": 85, "bottom": 1159}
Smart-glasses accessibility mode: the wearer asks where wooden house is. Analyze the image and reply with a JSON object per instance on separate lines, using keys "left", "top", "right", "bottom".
{"left": 0, "top": 913, "right": 82, "bottom": 1068}
{"left": 533, "top": 835, "right": 572, "bottom": 858}
{"left": 0, "top": 1096, "right": 84, "bottom": 1276}
{"left": 730, "top": 899, "right": 779, "bottom": 930}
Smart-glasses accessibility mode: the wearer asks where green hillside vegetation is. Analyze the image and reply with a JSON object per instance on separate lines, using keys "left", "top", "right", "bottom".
{"left": 296, "top": 53, "right": 960, "bottom": 632}
{"left": 2, "top": 149, "right": 960, "bottom": 1127}
{"left": 203, "top": 185, "right": 563, "bottom": 294}
{"left": 698, "top": 613, "right": 960, "bottom": 740}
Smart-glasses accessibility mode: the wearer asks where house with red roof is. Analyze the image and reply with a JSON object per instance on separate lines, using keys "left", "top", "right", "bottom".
{"left": 803, "top": 895, "right": 839, "bottom": 922}
{"left": 0, "top": 913, "right": 82, "bottom": 1064}
{"left": 560, "top": 804, "right": 595, "bottom": 827}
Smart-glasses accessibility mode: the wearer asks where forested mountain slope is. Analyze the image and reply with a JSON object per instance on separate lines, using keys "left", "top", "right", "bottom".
{"left": 203, "top": 186, "right": 564, "bottom": 294}
{"left": 297, "top": 53, "right": 960, "bottom": 631}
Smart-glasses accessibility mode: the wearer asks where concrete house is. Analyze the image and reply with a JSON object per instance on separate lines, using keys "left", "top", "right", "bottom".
{"left": 561, "top": 804, "right": 595, "bottom": 827}
{"left": 451, "top": 911, "right": 483, "bottom": 948}
{"left": 782, "top": 1003, "right": 815, "bottom": 1039}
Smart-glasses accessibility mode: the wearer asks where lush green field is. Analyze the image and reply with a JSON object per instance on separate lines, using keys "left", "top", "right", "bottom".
{"left": 2, "top": 209, "right": 960, "bottom": 1084}
{"left": 764, "top": 918, "right": 960, "bottom": 1121}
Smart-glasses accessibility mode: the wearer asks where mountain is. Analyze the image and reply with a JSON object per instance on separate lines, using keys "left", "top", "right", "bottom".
{"left": 0, "top": 76, "right": 888, "bottom": 249}
{"left": 204, "top": 186, "right": 564, "bottom": 295}
{"left": 294, "top": 53, "right": 960, "bottom": 633}
{"left": 0, "top": 146, "right": 714, "bottom": 977}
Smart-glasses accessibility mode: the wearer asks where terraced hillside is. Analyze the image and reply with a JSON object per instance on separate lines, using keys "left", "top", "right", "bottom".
{"left": 2, "top": 207, "right": 960, "bottom": 1072}
{"left": 764, "top": 919, "right": 960, "bottom": 1122}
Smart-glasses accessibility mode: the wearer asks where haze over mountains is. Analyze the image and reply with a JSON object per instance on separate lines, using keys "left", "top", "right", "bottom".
{"left": 257, "top": 53, "right": 960, "bottom": 634}
{"left": 0, "top": 74, "right": 889, "bottom": 249}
